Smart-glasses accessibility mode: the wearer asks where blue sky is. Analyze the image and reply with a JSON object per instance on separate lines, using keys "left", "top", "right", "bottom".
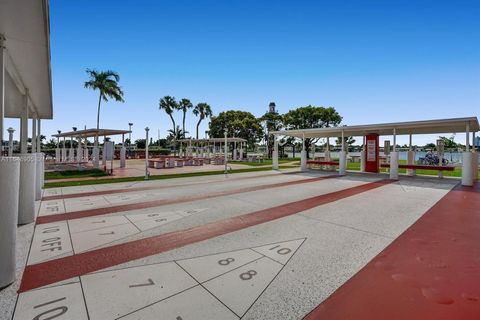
{"left": 9, "top": 0, "right": 479, "bottom": 145}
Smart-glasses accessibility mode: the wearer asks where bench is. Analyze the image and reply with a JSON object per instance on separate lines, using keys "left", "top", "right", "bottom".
{"left": 148, "top": 159, "right": 165, "bottom": 169}
{"left": 380, "top": 164, "right": 455, "bottom": 171}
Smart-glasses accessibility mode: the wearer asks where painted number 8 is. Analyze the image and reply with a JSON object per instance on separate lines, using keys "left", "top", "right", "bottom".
{"left": 239, "top": 270, "right": 257, "bottom": 280}
{"left": 218, "top": 257, "right": 235, "bottom": 266}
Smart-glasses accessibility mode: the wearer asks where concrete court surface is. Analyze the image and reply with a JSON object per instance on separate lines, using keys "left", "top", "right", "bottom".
{"left": 0, "top": 169, "right": 470, "bottom": 319}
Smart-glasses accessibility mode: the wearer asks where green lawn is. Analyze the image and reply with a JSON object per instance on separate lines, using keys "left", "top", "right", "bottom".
{"left": 234, "top": 158, "right": 300, "bottom": 167}
{"left": 45, "top": 169, "right": 109, "bottom": 180}
{"left": 44, "top": 165, "right": 294, "bottom": 188}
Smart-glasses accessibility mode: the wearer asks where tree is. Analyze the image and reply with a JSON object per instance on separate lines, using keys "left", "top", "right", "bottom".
{"left": 166, "top": 125, "right": 187, "bottom": 144}
{"left": 283, "top": 106, "right": 342, "bottom": 158}
{"left": 209, "top": 110, "right": 263, "bottom": 147}
{"left": 84, "top": 69, "right": 125, "bottom": 146}
{"left": 135, "top": 139, "right": 146, "bottom": 149}
{"left": 178, "top": 98, "right": 193, "bottom": 138}
{"left": 259, "top": 111, "right": 283, "bottom": 157}
{"left": 438, "top": 136, "right": 458, "bottom": 149}
{"left": 192, "top": 103, "right": 213, "bottom": 139}
{"left": 159, "top": 96, "right": 179, "bottom": 154}
{"left": 335, "top": 136, "right": 356, "bottom": 151}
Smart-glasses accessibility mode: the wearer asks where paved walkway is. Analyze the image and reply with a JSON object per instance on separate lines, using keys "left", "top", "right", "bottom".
{"left": 2, "top": 170, "right": 477, "bottom": 320}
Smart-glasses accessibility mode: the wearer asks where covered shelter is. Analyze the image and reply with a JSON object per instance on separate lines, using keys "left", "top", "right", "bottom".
{"left": 53, "top": 128, "right": 132, "bottom": 168}
{"left": 178, "top": 137, "right": 247, "bottom": 160}
{"left": 271, "top": 117, "right": 479, "bottom": 186}
{"left": 0, "top": 0, "right": 53, "bottom": 289}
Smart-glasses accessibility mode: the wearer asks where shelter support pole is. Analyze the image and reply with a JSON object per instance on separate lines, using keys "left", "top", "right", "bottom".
{"left": 407, "top": 134, "right": 416, "bottom": 176}
{"left": 360, "top": 135, "right": 366, "bottom": 172}
{"left": 224, "top": 132, "right": 228, "bottom": 173}
{"left": 462, "top": 122, "right": 474, "bottom": 186}
{"left": 20, "top": 92, "right": 28, "bottom": 154}
{"left": 120, "top": 134, "right": 126, "bottom": 168}
{"left": 339, "top": 131, "right": 347, "bottom": 175}
{"left": 233, "top": 141, "right": 237, "bottom": 160}
{"left": 272, "top": 135, "right": 279, "bottom": 170}
{"left": 390, "top": 128, "right": 399, "bottom": 180}
{"left": 102, "top": 136, "right": 107, "bottom": 166}
{"left": 0, "top": 156, "right": 19, "bottom": 289}
{"left": 0, "top": 35, "right": 4, "bottom": 153}
{"left": 31, "top": 117, "right": 36, "bottom": 154}
{"left": 145, "top": 127, "right": 149, "bottom": 180}
{"left": 36, "top": 119, "right": 41, "bottom": 152}
{"left": 300, "top": 134, "right": 307, "bottom": 171}
{"left": 472, "top": 132, "right": 478, "bottom": 181}
{"left": 62, "top": 137, "right": 66, "bottom": 162}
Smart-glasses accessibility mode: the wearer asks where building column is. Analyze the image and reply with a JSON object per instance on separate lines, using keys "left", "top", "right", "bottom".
{"left": 37, "top": 119, "right": 41, "bottom": 152}
{"left": 339, "top": 130, "right": 347, "bottom": 175}
{"left": 120, "top": 134, "right": 126, "bottom": 168}
{"left": 390, "top": 128, "right": 399, "bottom": 180}
{"left": 31, "top": 116, "right": 36, "bottom": 153}
{"left": 360, "top": 136, "right": 366, "bottom": 172}
{"left": 0, "top": 35, "right": 5, "bottom": 152}
{"left": 407, "top": 134, "right": 416, "bottom": 176}
{"left": 462, "top": 123, "right": 474, "bottom": 186}
{"left": 272, "top": 135, "right": 279, "bottom": 170}
{"left": 20, "top": 92, "right": 29, "bottom": 154}
{"left": 62, "top": 137, "right": 67, "bottom": 162}
{"left": 473, "top": 132, "right": 478, "bottom": 181}
{"left": 300, "top": 134, "right": 307, "bottom": 171}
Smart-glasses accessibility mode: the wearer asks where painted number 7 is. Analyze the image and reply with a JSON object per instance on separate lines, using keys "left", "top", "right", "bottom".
{"left": 269, "top": 245, "right": 291, "bottom": 255}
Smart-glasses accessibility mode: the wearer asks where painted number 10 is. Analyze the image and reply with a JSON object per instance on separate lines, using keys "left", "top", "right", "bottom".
{"left": 269, "top": 245, "right": 291, "bottom": 255}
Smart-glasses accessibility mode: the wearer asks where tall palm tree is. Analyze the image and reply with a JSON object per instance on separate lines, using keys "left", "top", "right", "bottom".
{"left": 192, "top": 103, "right": 213, "bottom": 139}
{"left": 159, "top": 96, "right": 179, "bottom": 155}
{"left": 84, "top": 69, "right": 124, "bottom": 146}
{"left": 159, "top": 96, "right": 178, "bottom": 134}
{"left": 178, "top": 98, "right": 193, "bottom": 139}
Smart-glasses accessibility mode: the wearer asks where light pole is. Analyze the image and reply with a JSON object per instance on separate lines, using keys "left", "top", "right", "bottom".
{"left": 128, "top": 122, "right": 133, "bottom": 157}
{"left": 145, "top": 127, "right": 150, "bottom": 180}
{"left": 7, "top": 127, "right": 14, "bottom": 157}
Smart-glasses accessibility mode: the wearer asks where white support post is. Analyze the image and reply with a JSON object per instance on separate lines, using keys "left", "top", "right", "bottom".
{"left": 18, "top": 154, "right": 36, "bottom": 224}
{"left": 390, "top": 128, "right": 399, "bottom": 180}
{"left": 339, "top": 130, "right": 347, "bottom": 175}
{"left": 0, "top": 35, "right": 5, "bottom": 153}
{"left": 120, "top": 134, "right": 126, "bottom": 168}
{"left": 224, "top": 132, "right": 228, "bottom": 173}
{"left": 62, "top": 137, "right": 67, "bottom": 162}
{"left": 462, "top": 123, "right": 473, "bottom": 186}
{"left": 31, "top": 117, "right": 36, "bottom": 153}
{"left": 7, "top": 128, "right": 14, "bottom": 157}
{"left": 360, "top": 135, "right": 366, "bottom": 172}
{"left": 145, "top": 127, "right": 150, "bottom": 180}
{"left": 407, "top": 134, "right": 416, "bottom": 176}
{"left": 300, "top": 134, "right": 307, "bottom": 171}
{"left": 0, "top": 156, "right": 20, "bottom": 288}
{"left": 37, "top": 119, "right": 41, "bottom": 152}
{"left": 20, "top": 92, "right": 29, "bottom": 154}
{"left": 272, "top": 135, "right": 279, "bottom": 170}
{"left": 473, "top": 131, "right": 478, "bottom": 181}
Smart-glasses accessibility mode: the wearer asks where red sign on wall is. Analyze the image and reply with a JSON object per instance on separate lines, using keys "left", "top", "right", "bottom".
{"left": 365, "top": 133, "right": 379, "bottom": 173}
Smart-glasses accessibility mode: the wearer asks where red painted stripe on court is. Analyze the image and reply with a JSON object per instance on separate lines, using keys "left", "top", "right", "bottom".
{"left": 20, "top": 179, "right": 393, "bottom": 292}
{"left": 37, "top": 175, "right": 339, "bottom": 224}
{"left": 305, "top": 182, "right": 480, "bottom": 320}
{"left": 42, "top": 172, "right": 293, "bottom": 201}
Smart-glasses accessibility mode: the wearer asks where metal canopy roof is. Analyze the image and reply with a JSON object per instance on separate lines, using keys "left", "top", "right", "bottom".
{"left": 53, "top": 129, "right": 132, "bottom": 138}
{"left": 0, "top": 0, "right": 53, "bottom": 119}
{"left": 271, "top": 117, "right": 480, "bottom": 139}
{"left": 178, "top": 138, "right": 247, "bottom": 143}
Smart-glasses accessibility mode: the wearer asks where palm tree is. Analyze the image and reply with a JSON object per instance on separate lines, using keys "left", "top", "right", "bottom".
{"left": 167, "top": 125, "right": 187, "bottom": 142}
{"left": 159, "top": 96, "right": 179, "bottom": 155}
{"left": 178, "top": 98, "right": 193, "bottom": 138}
{"left": 192, "top": 103, "right": 213, "bottom": 139}
{"left": 159, "top": 96, "right": 178, "bottom": 134}
{"left": 84, "top": 69, "right": 125, "bottom": 146}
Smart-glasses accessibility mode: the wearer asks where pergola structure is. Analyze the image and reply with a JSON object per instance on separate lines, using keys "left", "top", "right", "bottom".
{"left": 178, "top": 137, "right": 247, "bottom": 160}
{"left": 271, "top": 117, "right": 479, "bottom": 186}
{"left": 0, "top": 0, "right": 53, "bottom": 288}
{"left": 53, "top": 128, "right": 132, "bottom": 168}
